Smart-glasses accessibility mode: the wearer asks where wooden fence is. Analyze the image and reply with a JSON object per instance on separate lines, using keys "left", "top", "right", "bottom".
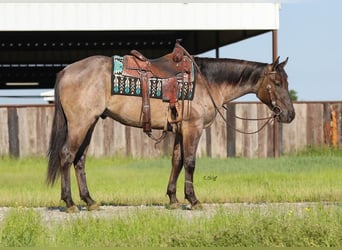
{"left": 1, "top": 102, "right": 341, "bottom": 158}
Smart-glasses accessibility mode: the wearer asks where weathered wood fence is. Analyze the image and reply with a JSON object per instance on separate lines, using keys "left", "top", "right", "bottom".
{"left": 1, "top": 102, "right": 341, "bottom": 158}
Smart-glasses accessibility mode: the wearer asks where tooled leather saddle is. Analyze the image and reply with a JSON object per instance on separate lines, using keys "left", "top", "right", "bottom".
{"left": 111, "top": 40, "right": 195, "bottom": 137}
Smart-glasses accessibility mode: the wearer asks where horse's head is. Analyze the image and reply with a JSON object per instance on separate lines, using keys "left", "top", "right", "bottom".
{"left": 256, "top": 57, "right": 295, "bottom": 123}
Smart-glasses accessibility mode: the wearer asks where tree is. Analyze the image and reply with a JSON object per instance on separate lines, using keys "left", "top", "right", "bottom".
{"left": 289, "top": 89, "right": 298, "bottom": 101}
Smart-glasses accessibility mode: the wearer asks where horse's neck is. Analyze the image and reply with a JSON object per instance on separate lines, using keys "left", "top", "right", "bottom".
{"left": 217, "top": 79, "right": 259, "bottom": 105}
{"left": 196, "top": 58, "right": 265, "bottom": 105}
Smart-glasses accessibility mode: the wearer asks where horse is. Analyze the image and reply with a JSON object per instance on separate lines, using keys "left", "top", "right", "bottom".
{"left": 46, "top": 52, "right": 295, "bottom": 213}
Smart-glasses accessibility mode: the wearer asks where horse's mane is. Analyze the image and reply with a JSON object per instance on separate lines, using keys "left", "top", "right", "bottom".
{"left": 194, "top": 57, "right": 267, "bottom": 86}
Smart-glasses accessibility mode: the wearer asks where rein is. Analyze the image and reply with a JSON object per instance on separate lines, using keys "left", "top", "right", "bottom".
{"left": 183, "top": 54, "right": 281, "bottom": 135}
{"left": 222, "top": 105, "right": 275, "bottom": 135}
{"left": 219, "top": 71, "right": 282, "bottom": 135}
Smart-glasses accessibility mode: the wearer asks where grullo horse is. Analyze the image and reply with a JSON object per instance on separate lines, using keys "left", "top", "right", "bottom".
{"left": 47, "top": 54, "right": 295, "bottom": 212}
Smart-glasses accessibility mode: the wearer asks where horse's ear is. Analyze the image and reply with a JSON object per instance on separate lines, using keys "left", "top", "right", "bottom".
{"left": 271, "top": 56, "right": 280, "bottom": 71}
{"left": 278, "top": 57, "right": 289, "bottom": 68}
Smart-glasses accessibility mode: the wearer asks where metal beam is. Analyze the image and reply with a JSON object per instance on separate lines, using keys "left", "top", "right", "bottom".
{"left": 272, "top": 29, "right": 281, "bottom": 158}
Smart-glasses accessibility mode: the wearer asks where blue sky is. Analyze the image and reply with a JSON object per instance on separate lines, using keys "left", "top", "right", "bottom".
{"left": 1, "top": 1, "right": 341, "bottom": 104}
{"left": 216, "top": 0, "right": 342, "bottom": 101}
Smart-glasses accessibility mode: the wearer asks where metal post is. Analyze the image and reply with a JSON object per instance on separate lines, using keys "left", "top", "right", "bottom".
{"left": 206, "top": 32, "right": 220, "bottom": 157}
{"left": 272, "top": 30, "right": 280, "bottom": 157}
{"left": 215, "top": 31, "right": 220, "bottom": 58}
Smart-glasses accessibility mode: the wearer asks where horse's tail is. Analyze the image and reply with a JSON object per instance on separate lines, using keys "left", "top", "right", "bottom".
{"left": 46, "top": 72, "right": 67, "bottom": 186}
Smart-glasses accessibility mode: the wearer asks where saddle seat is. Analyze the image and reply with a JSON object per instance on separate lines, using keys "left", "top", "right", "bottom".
{"left": 125, "top": 42, "right": 191, "bottom": 79}
{"left": 130, "top": 45, "right": 187, "bottom": 79}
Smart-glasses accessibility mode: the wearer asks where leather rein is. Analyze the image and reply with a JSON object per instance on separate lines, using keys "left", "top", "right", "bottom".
{"left": 188, "top": 54, "right": 282, "bottom": 135}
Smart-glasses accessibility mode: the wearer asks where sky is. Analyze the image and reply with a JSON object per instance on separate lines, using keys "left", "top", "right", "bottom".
{"left": 0, "top": 0, "right": 341, "bottom": 104}
{"left": 217, "top": 0, "right": 342, "bottom": 102}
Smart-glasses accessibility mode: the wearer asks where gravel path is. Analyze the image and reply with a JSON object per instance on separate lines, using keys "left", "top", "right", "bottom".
{"left": 0, "top": 202, "right": 341, "bottom": 223}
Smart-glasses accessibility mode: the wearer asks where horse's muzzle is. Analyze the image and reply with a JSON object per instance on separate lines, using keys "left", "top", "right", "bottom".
{"left": 277, "top": 109, "right": 295, "bottom": 123}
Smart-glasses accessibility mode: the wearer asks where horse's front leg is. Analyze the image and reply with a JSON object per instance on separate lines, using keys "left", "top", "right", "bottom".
{"left": 74, "top": 150, "right": 98, "bottom": 211}
{"left": 166, "top": 133, "right": 183, "bottom": 208}
{"left": 183, "top": 126, "right": 202, "bottom": 209}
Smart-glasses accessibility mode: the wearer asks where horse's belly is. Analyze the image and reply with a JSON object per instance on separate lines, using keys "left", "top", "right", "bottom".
{"left": 106, "top": 97, "right": 169, "bottom": 129}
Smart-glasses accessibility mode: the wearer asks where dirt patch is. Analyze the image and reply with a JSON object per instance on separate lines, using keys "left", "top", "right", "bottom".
{"left": 0, "top": 202, "right": 341, "bottom": 223}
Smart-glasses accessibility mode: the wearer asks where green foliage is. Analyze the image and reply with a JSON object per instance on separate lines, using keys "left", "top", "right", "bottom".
{"left": 289, "top": 89, "right": 298, "bottom": 101}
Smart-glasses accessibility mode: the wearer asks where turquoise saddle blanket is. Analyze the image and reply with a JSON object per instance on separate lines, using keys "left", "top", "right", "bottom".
{"left": 111, "top": 55, "right": 195, "bottom": 100}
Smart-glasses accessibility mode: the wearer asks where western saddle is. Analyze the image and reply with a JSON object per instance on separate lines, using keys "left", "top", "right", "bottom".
{"left": 122, "top": 40, "right": 194, "bottom": 138}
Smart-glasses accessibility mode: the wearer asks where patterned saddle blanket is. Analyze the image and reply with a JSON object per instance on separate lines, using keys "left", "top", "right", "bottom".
{"left": 111, "top": 55, "right": 195, "bottom": 101}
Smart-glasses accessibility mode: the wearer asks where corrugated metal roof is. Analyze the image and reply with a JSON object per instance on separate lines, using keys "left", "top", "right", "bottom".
{"left": 0, "top": 2, "right": 280, "bottom": 89}
{"left": 0, "top": 3, "right": 279, "bottom": 31}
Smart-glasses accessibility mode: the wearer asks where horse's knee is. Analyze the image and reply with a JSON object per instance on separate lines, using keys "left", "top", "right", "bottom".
{"left": 184, "top": 158, "right": 196, "bottom": 174}
{"left": 184, "top": 156, "right": 195, "bottom": 166}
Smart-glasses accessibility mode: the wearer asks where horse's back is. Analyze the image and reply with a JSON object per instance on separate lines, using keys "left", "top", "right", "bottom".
{"left": 57, "top": 55, "right": 112, "bottom": 122}
{"left": 60, "top": 55, "right": 111, "bottom": 81}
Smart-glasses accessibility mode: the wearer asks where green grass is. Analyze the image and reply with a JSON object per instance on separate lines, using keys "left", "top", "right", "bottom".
{"left": 1, "top": 208, "right": 44, "bottom": 247}
{"left": 1, "top": 147, "right": 342, "bottom": 247}
{"left": 1, "top": 147, "right": 342, "bottom": 207}
{"left": 1, "top": 204, "right": 342, "bottom": 247}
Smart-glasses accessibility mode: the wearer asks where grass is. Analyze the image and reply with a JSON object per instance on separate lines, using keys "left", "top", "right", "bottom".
{"left": 1, "top": 208, "right": 44, "bottom": 247}
{"left": 1, "top": 147, "right": 342, "bottom": 247}
{"left": 1, "top": 147, "right": 342, "bottom": 207}
{"left": 1, "top": 204, "right": 342, "bottom": 247}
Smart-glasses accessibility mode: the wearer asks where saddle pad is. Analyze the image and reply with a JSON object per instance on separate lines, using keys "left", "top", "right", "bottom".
{"left": 111, "top": 55, "right": 195, "bottom": 100}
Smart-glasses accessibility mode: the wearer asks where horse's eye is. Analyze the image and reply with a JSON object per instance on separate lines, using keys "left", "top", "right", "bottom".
{"left": 275, "top": 82, "right": 281, "bottom": 87}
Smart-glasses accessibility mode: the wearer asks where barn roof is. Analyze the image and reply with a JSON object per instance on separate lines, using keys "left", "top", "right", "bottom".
{"left": 0, "top": 2, "right": 280, "bottom": 89}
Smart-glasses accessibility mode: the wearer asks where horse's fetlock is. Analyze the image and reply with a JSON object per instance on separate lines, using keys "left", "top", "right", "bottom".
{"left": 185, "top": 190, "right": 194, "bottom": 200}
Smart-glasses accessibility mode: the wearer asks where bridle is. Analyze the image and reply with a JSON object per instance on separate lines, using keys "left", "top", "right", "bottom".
{"left": 219, "top": 70, "right": 283, "bottom": 135}
{"left": 263, "top": 71, "right": 283, "bottom": 117}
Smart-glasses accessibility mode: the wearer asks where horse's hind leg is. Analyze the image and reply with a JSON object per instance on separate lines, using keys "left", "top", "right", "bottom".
{"left": 60, "top": 119, "right": 98, "bottom": 212}
{"left": 60, "top": 143, "right": 79, "bottom": 213}
{"left": 166, "top": 133, "right": 184, "bottom": 208}
{"left": 74, "top": 149, "right": 98, "bottom": 211}
{"left": 73, "top": 119, "right": 99, "bottom": 211}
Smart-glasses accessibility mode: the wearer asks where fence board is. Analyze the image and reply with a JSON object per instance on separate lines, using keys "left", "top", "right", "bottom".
{"left": 197, "top": 127, "right": 207, "bottom": 157}
{"left": 234, "top": 104, "right": 243, "bottom": 157}
{"left": 246, "top": 104, "right": 259, "bottom": 158}
{"left": 306, "top": 103, "right": 323, "bottom": 146}
{"left": 0, "top": 108, "right": 9, "bottom": 155}
{"left": 17, "top": 107, "right": 36, "bottom": 156}
{"left": 282, "top": 103, "right": 306, "bottom": 153}
{"left": 226, "top": 104, "right": 236, "bottom": 157}
{"left": 8, "top": 108, "right": 20, "bottom": 157}
{"left": 210, "top": 110, "right": 227, "bottom": 158}
{"left": 257, "top": 104, "right": 271, "bottom": 158}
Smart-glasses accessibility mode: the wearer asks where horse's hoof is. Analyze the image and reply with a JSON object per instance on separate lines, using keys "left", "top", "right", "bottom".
{"left": 183, "top": 201, "right": 203, "bottom": 210}
{"left": 66, "top": 205, "right": 79, "bottom": 213}
{"left": 191, "top": 202, "right": 203, "bottom": 210}
{"left": 87, "top": 203, "right": 100, "bottom": 211}
{"left": 166, "top": 202, "right": 182, "bottom": 210}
